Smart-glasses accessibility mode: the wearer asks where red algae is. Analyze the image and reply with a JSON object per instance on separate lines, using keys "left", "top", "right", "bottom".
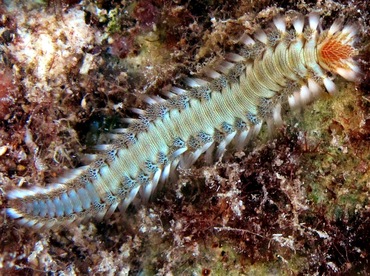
{"left": 0, "top": 67, "right": 16, "bottom": 120}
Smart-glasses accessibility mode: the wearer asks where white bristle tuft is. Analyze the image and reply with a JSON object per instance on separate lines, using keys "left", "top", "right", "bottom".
{"left": 204, "top": 142, "right": 216, "bottom": 164}
{"left": 216, "top": 131, "right": 236, "bottom": 159}
{"left": 193, "top": 78, "right": 209, "bottom": 86}
{"left": 323, "top": 77, "right": 337, "bottom": 95}
{"left": 329, "top": 19, "right": 343, "bottom": 35}
{"left": 288, "top": 92, "right": 302, "bottom": 109}
{"left": 182, "top": 141, "right": 213, "bottom": 168}
{"left": 56, "top": 167, "right": 87, "bottom": 183}
{"left": 185, "top": 78, "right": 201, "bottom": 87}
{"left": 143, "top": 96, "right": 158, "bottom": 105}
{"left": 342, "top": 25, "right": 357, "bottom": 38}
{"left": 225, "top": 53, "right": 245, "bottom": 62}
{"left": 170, "top": 159, "right": 180, "bottom": 180}
{"left": 44, "top": 218, "right": 57, "bottom": 229}
{"left": 106, "top": 133, "right": 124, "bottom": 140}
{"left": 349, "top": 63, "right": 361, "bottom": 73}
{"left": 129, "top": 108, "right": 146, "bottom": 115}
{"left": 171, "top": 86, "right": 187, "bottom": 95}
{"left": 273, "top": 16, "right": 286, "bottom": 32}
{"left": 7, "top": 189, "right": 36, "bottom": 199}
{"left": 254, "top": 30, "right": 268, "bottom": 44}
{"left": 142, "top": 182, "right": 154, "bottom": 202}
{"left": 120, "top": 185, "right": 140, "bottom": 211}
{"left": 6, "top": 208, "right": 23, "bottom": 219}
{"left": 252, "top": 122, "right": 263, "bottom": 137}
{"left": 19, "top": 218, "right": 37, "bottom": 228}
{"left": 308, "top": 13, "right": 320, "bottom": 31}
{"left": 336, "top": 68, "right": 358, "bottom": 81}
{"left": 161, "top": 163, "right": 171, "bottom": 183}
{"left": 165, "top": 91, "right": 177, "bottom": 98}
{"left": 236, "top": 129, "right": 249, "bottom": 151}
{"left": 288, "top": 95, "right": 296, "bottom": 109}
{"left": 300, "top": 85, "right": 312, "bottom": 104}
{"left": 93, "top": 144, "right": 112, "bottom": 151}
{"left": 204, "top": 68, "right": 221, "bottom": 79}
{"left": 215, "top": 61, "right": 234, "bottom": 74}
{"left": 81, "top": 154, "right": 99, "bottom": 163}
{"left": 152, "top": 95, "right": 166, "bottom": 103}
{"left": 105, "top": 201, "right": 119, "bottom": 219}
{"left": 293, "top": 15, "right": 304, "bottom": 34}
{"left": 34, "top": 222, "right": 45, "bottom": 230}
{"left": 240, "top": 33, "right": 255, "bottom": 45}
{"left": 196, "top": 141, "right": 214, "bottom": 162}
{"left": 308, "top": 78, "right": 322, "bottom": 97}
{"left": 47, "top": 183, "right": 65, "bottom": 191}
{"left": 272, "top": 103, "right": 282, "bottom": 126}
{"left": 152, "top": 169, "right": 162, "bottom": 191}
{"left": 121, "top": 117, "right": 137, "bottom": 124}
{"left": 112, "top": 128, "right": 129, "bottom": 133}
{"left": 170, "top": 147, "right": 188, "bottom": 159}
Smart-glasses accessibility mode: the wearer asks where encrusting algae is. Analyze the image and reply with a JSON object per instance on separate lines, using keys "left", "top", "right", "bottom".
{"left": 0, "top": 0, "right": 370, "bottom": 274}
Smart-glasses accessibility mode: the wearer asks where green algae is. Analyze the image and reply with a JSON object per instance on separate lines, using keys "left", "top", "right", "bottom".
{"left": 296, "top": 81, "right": 370, "bottom": 221}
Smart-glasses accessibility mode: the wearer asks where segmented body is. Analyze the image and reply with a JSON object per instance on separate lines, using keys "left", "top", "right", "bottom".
{"left": 6, "top": 13, "right": 360, "bottom": 229}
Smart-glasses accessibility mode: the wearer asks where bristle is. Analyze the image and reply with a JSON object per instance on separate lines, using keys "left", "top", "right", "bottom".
{"left": 170, "top": 148, "right": 188, "bottom": 159}
{"left": 308, "top": 12, "right": 320, "bottom": 30}
{"left": 216, "top": 132, "right": 236, "bottom": 159}
{"left": 160, "top": 163, "right": 171, "bottom": 183}
{"left": 143, "top": 96, "right": 157, "bottom": 105}
{"left": 204, "top": 142, "right": 216, "bottom": 164}
{"left": 120, "top": 185, "right": 140, "bottom": 212}
{"left": 273, "top": 16, "right": 286, "bottom": 32}
{"left": 329, "top": 19, "right": 343, "bottom": 35}
{"left": 171, "top": 86, "right": 187, "bottom": 95}
{"left": 6, "top": 208, "right": 23, "bottom": 219}
{"left": 112, "top": 128, "right": 129, "bottom": 133}
{"left": 308, "top": 78, "right": 322, "bottom": 97}
{"left": 225, "top": 53, "right": 245, "bottom": 63}
{"left": 288, "top": 93, "right": 298, "bottom": 109}
{"left": 323, "top": 77, "right": 337, "bottom": 95}
{"left": 254, "top": 30, "right": 268, "bottom": 44}
{"left": 204, "top": 68, "right": 222, "bottom": 79}
{"left": 300, "top": 85, "right": 312, "bottom": 105}
{"left": 81, "top": 154, "right": 99, "bottom": 163}
{"left": 185, "top": 78, "right": 201, "bottom": 87}
{"left": 235, "top": 129, "right": 249, "bottom": 151}
{"left": 92, "top": 144, "right": 112, "bottom": 151}
{"left": 336, "top": 67, "right": 358, "bottom": 81}
{"left": 215, "top": 61, "right": 235, "bottom": 74}
{"left": 272, "top": 103, "right": 282, "bottom": 126}
{"left": 240, "top": 33, "right": 255, "bottom": 45}
{"left": 293, "top": 15, "right": 304, "bottom": 34}
{"left": 142, "top": 182, "right": 154, "bottom": 202}
{"left": 105, "top": 201, "right": 119, "bottom": 219}
{"left": 56, "top": 167, "right": 87, "bottom": 184}
{"left": 129, "top": 108, "right": 146, "bottom": 115}
{"left": 7, "top": 189, "right": 36, "bottom": 199}
{"left": 181, "top": 141, "right": 214, "bottom": 168}
{"left": 342, "top": 25, "right": 357, "bottom": 38}
{"left": 121, "top": 118, "right": 137, "bottom": 124}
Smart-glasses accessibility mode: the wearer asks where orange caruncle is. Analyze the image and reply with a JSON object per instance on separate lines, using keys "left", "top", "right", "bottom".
{"left": 320, "top": 39, "right": 354, "bottom": 65}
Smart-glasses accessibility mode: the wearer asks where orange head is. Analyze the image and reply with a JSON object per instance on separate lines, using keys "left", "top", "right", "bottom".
{"left": 317, "top": 23, "right": 360, "bottom": 81}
